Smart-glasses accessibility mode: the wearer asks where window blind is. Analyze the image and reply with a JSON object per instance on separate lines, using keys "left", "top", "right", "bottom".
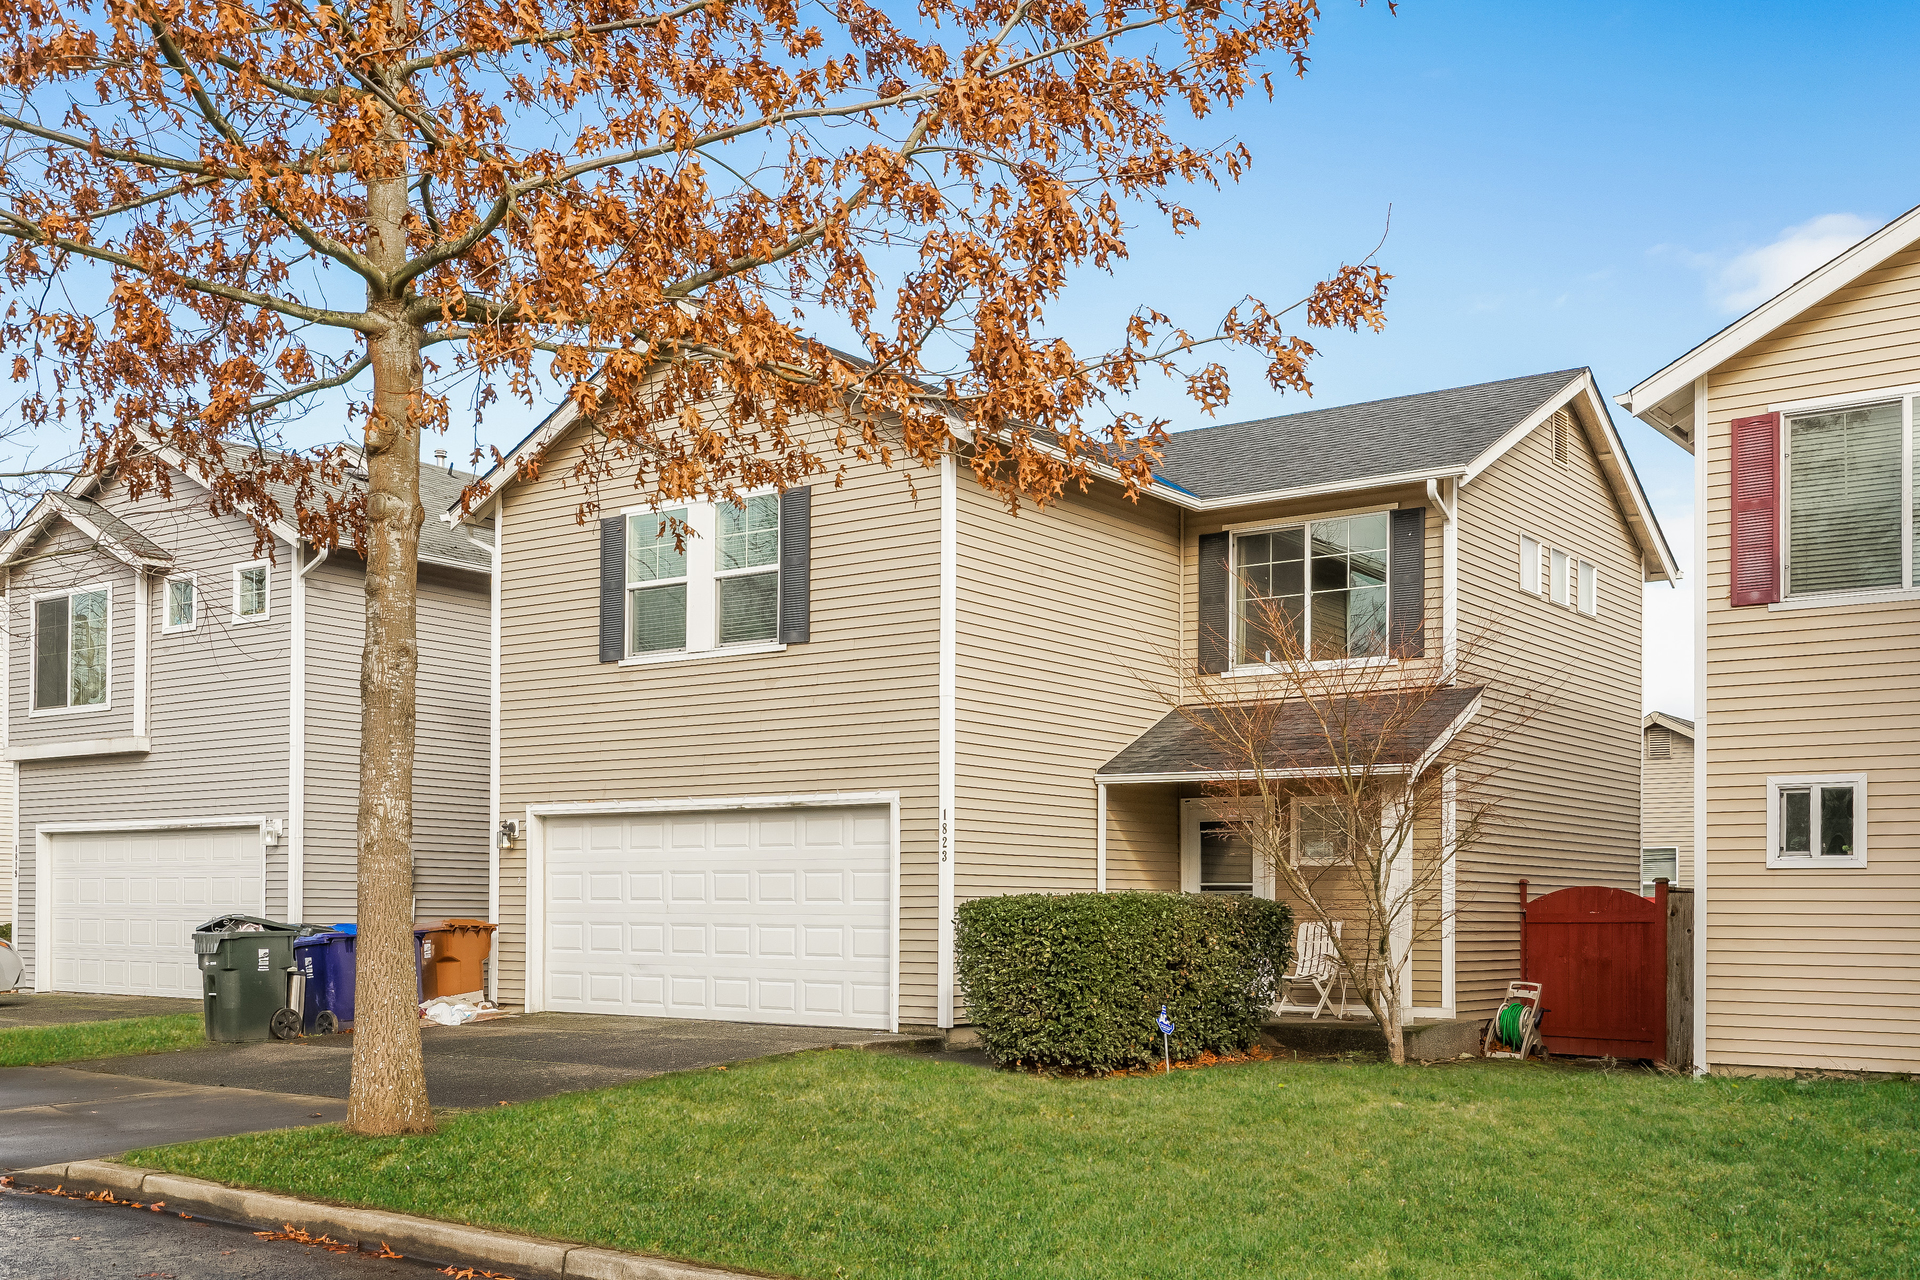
{"left": 1788, "top": 400, "right": 1901, "bottom": 595}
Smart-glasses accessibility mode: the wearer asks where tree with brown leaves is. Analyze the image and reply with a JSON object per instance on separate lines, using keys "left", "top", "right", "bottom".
{"left": 0, "top": 0, "right": 1390, "bottom": 1132}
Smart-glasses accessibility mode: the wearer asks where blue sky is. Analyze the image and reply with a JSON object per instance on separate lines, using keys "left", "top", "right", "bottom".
{"left": 1031, "top": 0, "right": 1920, "bottom": 716}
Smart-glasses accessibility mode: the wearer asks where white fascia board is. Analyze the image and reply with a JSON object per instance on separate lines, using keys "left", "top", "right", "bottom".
{"left": 1095, "top": 764, "right": 1413, "bottom": 785}
{"left": 5, "top": 735, "right": 152, "bottom": 762}
{"left": 1621, "top": 202, "right": 1920, "bottom": 426}
{"left": 1461, "top": 371, "right": 1680, "bottom": 583}
{"left": 1644, "top": 709, "right": 1695, "bottom": 741}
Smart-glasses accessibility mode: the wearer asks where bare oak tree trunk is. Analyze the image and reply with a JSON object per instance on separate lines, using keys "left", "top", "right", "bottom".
{"left": 346, "top": 63, "right": 434, "bottom": 1134}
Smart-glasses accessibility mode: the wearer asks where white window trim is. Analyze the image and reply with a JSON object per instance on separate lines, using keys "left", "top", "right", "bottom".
{"left": 1639, "top": 846, "right": 1679, "bottom": 893}
{"left": 1765, "top": 773, "right": 1868, "bottom": 869}
{"left": 1777, "top": 390, "right": 1912, "bottom": 603}
{"left": 1226, "top": 513, "right": 1394, "bottom": 672}
{"left": 232, "top": 560, "right": 272, "bottom": 623}
{"left": 1291, "top": 794, "right": 1355, "bottom": 867}
{"left": 1178, "top": 798, "right": 1273, "bottom": 898}
{"left": 622, "top": 496, "right": 780, "bottom": 659}
{"left": 1517, "top": 531, "right": 1599, "bottom": 617}
{"left": 161, "top": 573, "right": 198, "bottom": 634}
{"left": 27, "top": 581, "right": 114, "bottom": 718}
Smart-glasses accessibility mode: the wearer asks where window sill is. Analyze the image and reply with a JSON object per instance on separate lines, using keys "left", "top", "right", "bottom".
{"left": 1765, "top": 854, "right": 1867, "bottom": 870}
{"left": 6, "top": 735, "right": 151, "bottom": 763}
{"left": 1768, "top": 586, "right": 1920, "bottom": 612}
{"left": 26, "top": 703, "right": 114, "bottom": 720}
{"left": 1225, "top": 656, "right": 1395, "bottom": 678}
{"left": 619, "top": 641, "right": 787, "bottom": 669}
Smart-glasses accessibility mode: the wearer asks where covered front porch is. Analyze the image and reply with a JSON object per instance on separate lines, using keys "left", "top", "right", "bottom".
{"left": 1090, "top": 690, "right": 1483, "bottom": 1024}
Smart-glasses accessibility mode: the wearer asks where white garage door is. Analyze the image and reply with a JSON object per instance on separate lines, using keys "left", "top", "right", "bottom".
{"left": 544, "top": 805, "right": 891, "bottom": 1029}
{"left": 46, "top": 826, "right": 264, "bottom": 997}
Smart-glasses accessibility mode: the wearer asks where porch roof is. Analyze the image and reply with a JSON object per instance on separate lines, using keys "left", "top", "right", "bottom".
{"left": 1096, "top": 687, "right": 1484, "bottom": 784}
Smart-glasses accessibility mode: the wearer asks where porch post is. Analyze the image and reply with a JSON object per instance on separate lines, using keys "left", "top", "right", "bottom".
{"left": 1095, "top": 781, "right": 1108, "bottom": 892}
{"left": 1383, "top": 786, "right": 1412, "bottom": 1014}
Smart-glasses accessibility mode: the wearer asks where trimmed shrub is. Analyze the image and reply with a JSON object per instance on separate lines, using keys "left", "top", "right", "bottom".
{"left": 955, "top": 891, "right": 1292, "bottom": 1072}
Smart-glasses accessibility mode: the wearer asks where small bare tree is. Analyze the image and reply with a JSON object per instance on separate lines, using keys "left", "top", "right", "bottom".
{"left": 1171, "top": 586, "right": 1529, "bottom": 1064}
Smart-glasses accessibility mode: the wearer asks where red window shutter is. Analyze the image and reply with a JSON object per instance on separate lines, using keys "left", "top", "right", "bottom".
{"left": 1729, "top": 411, "right": 1782, "bottom": 606}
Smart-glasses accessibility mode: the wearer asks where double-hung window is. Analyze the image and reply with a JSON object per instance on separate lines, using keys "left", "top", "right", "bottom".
{"left": 33, "top": 585, "right": 110, "bottom": 712}
{"left": 624, "top": 496, "right": 780, "bottom": 658}
{"left": 1784, "top": 399, "right": 1905, "bottom": 597}
{"left": 163, "top": 575, "right": 197, "bottom": 632}
{"left": 1517, "top": 534, "right": 1599, "bottom": 616}
{"left": 1235, "top": 512, "right": 1389, "bottom": 664}
{"left": 1767, "top": 774, "right": 1867, "bottom": 868}
{"left": 233, "top": 561, "right": 270, "bottom": 622}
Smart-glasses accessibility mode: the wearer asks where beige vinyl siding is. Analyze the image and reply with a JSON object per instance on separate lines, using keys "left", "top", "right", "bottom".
{"left": 1102, "top": 782, "right": 1180, "bottom": 891}
{"left": 301, "top": 555, "right": 491, "bottom": 924}
{"left": 1453, "top": 400, "right": 1646, "bottom": 1018}
{"left": 492, "top": 429, "right": 941, "bottom": 1020}
{"left": 1697, "top": 241, "right": 1920, "bottom": 1074}
{"left": 9, "top": 488, "right": 294, "bottom": 978}
{"left": 953, "top": 479, "right": 1182, "bottom": 905}
{"left": 1642, "top": 725, "right": 1693, "bottom": 884}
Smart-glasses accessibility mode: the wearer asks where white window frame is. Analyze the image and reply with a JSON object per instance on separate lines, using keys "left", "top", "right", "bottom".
{"left": 1772, "top": 386, "right": 1917, "bottom": 606}
{"left": 618, "top": 497, "right": 785, "bottom": 667}
{"left": 1177, "top": 798, "right": 1273, "bottom": 897}
{"left": 231, "top": 560, "right": 271, "bottom": 623}
{"left": 1228, "top": 507, "right": 1395, "bottom": 672}
{"left": 1765, "top": 773, "right": 1868, "bottom": 869}
{"left": 1291, "top": 795, "right": 1357, "bottom": 867}
{"left": 28, "top": 581, "right": 114, "bottom": 718}
{"left": 162, "top": 573, "right": 198, "bottom": 634}
{"left": 1639, "top": 846, "right": 1679, "bottom": 895}
{"left": 1517, "top": 532, "right": 1598, "bottom": 617}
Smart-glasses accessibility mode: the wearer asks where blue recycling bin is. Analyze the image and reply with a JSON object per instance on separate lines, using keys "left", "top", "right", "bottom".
{"left": 292, "top": 929, "right": 358, "bottom": 1033}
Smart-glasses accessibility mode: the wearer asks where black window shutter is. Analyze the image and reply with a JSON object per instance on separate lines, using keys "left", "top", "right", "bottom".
{"left": 1196, "top": 531, "right": 1230, "bottom": 674}
{"left": 778, "top": 487, "right": 812, "bottom": 644}
{"left": 1388, "top": 507, "right": 1426, "bottom": 658}
{"left": 598, "top": 515, "right": 625, "bottom": 663}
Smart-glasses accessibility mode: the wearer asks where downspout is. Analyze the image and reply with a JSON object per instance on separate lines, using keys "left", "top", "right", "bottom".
{"left": 1691, "top": 375, "right": 1709, "bottom": 1076}
{"left": 1427, "top": 477, "right": 1459, "bottom": 1015}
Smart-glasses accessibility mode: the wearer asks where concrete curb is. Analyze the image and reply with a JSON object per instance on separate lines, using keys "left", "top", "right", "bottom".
{"left": 8, "top": 1160, "right": 767, "bottom": 1280}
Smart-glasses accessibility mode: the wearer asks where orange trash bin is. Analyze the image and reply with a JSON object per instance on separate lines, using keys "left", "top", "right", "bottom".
{"left": 416, "top": 918, "right": 497, "bottom": 999}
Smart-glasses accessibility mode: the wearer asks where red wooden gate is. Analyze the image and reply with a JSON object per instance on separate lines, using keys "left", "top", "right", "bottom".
{"left": 1521, "top": 880, "right": 1669, "bottom": 1062}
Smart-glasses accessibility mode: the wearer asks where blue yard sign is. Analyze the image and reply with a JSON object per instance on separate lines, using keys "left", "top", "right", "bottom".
{"left": 1157, "top": 1006, "right": 1174, "bottom": 1073}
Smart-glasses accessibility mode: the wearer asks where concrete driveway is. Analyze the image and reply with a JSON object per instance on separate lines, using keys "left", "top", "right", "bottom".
{"left": 3, "top": 1009, "right": 926, "bottom": 1169}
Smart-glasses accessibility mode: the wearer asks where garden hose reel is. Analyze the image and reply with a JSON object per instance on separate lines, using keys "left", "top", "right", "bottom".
{"left": 1482, "top": 981, "right": 1544, "bottom": 1060}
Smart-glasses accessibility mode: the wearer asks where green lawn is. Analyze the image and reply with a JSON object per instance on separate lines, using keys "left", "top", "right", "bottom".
{"left": 0, "top": 1013, "right": 205, "bottom": 1067}
{"left": 129, "top": 1050, "right": 1918, "bottom": 1279}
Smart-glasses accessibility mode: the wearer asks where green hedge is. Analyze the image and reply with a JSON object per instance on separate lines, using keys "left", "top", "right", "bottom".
{"left": 955, "top": 891, "right": 1293, "bottom": 1072}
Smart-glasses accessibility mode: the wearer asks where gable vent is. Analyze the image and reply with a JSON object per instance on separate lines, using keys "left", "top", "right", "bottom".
{"left": 1552, "top": 411, "right": 1572, "bottom": 466}
{"left": 1648, "top": 728, "right": 1670, "bottom": 760}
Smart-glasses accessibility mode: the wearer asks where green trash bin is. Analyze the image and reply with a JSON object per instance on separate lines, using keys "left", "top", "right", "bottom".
{"left": 194, "top": 915, "right": 307, "bottom": 1043}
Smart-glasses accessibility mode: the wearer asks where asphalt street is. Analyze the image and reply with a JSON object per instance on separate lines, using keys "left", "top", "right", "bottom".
{"left": 0, "top": 1189, "right": 444, "bottom": 1279}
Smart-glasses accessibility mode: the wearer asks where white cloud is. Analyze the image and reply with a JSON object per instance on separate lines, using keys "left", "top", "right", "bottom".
{"left": 1711, "top": 213, "right": 1879, "bottom": 312}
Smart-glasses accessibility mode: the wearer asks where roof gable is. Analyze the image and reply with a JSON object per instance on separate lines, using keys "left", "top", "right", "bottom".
{"left": 1618, "top": 203, "right": 1920, "bottom": 448}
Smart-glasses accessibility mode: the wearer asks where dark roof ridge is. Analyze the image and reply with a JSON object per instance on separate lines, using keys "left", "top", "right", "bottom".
{"left": 1168, "top": 367, "right": 1588, "bottom": 441}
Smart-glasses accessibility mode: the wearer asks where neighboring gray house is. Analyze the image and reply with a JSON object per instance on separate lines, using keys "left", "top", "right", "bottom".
{"left": 1, "top": 447, "right": 492, "bottom": 997}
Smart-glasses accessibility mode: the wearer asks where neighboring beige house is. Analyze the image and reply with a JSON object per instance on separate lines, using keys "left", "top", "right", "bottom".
{"left": 1, "top": 449, "right": 492, "bottom": 997}
{"left": 1642, "top": 711, "right": 1694, "bottom": 893}
{"left": 456, "top": 366, "right": 1674, "bottom": 1033}
{"left": 1620, "top": 202, "right": 1920, "bottom": 1076}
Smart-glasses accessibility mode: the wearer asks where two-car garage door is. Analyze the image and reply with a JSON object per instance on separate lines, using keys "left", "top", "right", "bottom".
{"left": 544, "top": 805, "right": 891, "bottom": 1030}
{"left": 44, "top": 826, "right": 264, "bottom": 997}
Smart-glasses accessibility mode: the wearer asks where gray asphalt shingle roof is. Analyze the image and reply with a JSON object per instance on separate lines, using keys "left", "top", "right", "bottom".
{"left": 1099, "top": 687, "right": 1484, "bottom": 779}
{"left": 52, "top": 494, "right": 174, "bottom": 565}
{"left": 1153, "top": 369, "right": 1586, "bottom": 500}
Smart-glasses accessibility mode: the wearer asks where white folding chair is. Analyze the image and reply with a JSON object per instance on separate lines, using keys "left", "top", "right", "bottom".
{"left": 1276, "top": 920, "right": 1349, "bottom": 1019}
